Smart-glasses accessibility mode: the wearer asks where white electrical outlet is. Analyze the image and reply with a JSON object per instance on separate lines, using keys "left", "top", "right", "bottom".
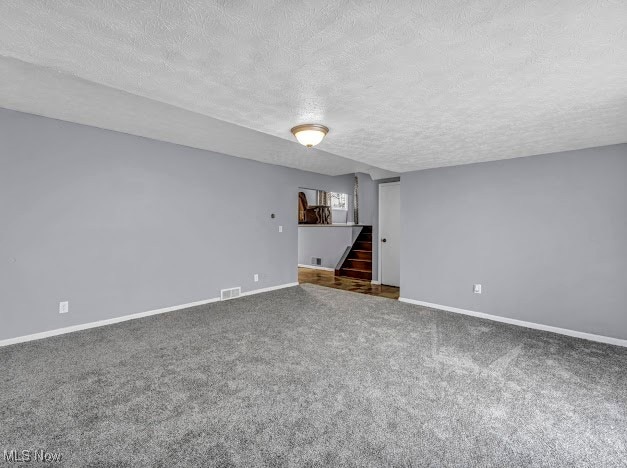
{"left": 59, "top": 301, "right": 69, "bottom": 314}
{"left": 279, "top": 225, "right": 283, "bottom": 232}
{"left": 473, "top": 284, "right": 482, "bottom": 294}
{"left": 254, "top": 274, "right": 259, "bottom": 282}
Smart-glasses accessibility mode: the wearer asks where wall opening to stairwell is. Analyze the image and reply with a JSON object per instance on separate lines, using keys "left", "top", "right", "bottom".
{"left": 296, "top": 183, "right": 400, "bottom": 300}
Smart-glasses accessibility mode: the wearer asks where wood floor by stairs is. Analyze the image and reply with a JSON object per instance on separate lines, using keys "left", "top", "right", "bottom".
{"left": 336, "top": 226, "right": 373, "bottom": 281}
{"left": 299, "top": 267, "right": 399, "bottom": 300}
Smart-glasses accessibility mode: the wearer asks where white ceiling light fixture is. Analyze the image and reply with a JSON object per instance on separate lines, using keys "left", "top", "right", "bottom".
{"left": 291, "top": 124, "right": 329, "bottom": 148}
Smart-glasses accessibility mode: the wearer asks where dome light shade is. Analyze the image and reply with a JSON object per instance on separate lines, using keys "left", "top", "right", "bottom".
{"left": 290, "top": 124, "right": 329, "bottom": 147}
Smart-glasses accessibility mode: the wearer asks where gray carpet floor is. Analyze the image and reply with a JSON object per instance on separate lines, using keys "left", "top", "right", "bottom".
{"left": 1, "top": 284, "right": 626, "bottom": 467}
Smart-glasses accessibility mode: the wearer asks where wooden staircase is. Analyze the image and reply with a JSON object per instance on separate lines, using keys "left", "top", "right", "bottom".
{"left": 335, "top": 226, "right": 373, "bottom": 281}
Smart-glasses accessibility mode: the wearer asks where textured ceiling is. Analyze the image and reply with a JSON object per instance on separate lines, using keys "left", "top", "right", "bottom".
{"left": 1, "top": 0, "right": 625, "bottom": 174}
{"left": 0, "top": 57, "right": 394, "bottom": 178}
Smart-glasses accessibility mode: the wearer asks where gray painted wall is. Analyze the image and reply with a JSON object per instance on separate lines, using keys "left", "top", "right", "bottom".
{"left": 401, "top": 144, "right": 627, "bottom": 340}
{"left": 297, "top": 226, "right": 354, "bottom": 269}
{"left": 0, "top": 108, "right": 355, "bottom": 340}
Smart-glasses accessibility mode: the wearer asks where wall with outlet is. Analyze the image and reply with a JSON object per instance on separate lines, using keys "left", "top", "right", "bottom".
{"left": 0, "top": 108, "right": 357, "bottom": 341}
{"left": 297, "top": 226, "right": 360, "bottom": 269}
{"left": 400, "top": 144, "right": 627, "bottom": 340}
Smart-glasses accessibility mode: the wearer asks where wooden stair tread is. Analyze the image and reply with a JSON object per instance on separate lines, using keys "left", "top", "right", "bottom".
{"left": 335, "top": 225, "right": 373, "bottom": 280}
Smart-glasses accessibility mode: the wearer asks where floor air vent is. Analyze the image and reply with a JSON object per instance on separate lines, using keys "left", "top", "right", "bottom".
{"left": 221, "top": 287, "right": 241, "bottom": 301}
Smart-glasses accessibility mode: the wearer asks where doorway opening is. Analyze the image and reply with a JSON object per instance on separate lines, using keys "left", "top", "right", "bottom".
{"left": 297, "top": 184, "right": 399, "bottom": 300}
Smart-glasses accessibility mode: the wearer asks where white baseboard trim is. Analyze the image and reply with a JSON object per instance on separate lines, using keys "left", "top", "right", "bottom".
{"left": 0, "top": 296, "right": 220, "bottom": 348}
{"left": 398, "top": 297, "right": 627, "bottom": 348}
{"left": 240, "top": 282, "right": 299, "bottom": 297}
{"left": 297, "top": 264, "right": 335, "bottom": 272}
{"left": 0, "top": 282, "right": 300, "bottom": 348}
{"left": 371, "top": 280, "right": 381, "bottom": 285}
